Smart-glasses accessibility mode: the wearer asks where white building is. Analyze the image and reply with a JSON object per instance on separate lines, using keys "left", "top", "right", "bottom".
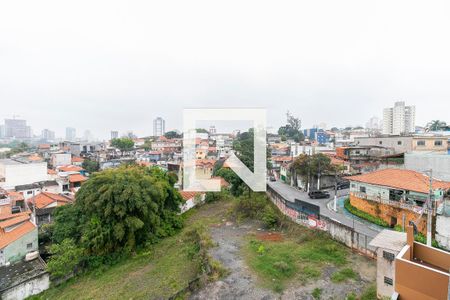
{"left": 111, "top": 131, "right": 119, "bottom": 140}
{"left": 41, "top": 129, "right": 55, "bottom": 141}
{"left": 153, "top": 117, "right": 165, "bottom": 137}
{"left": 65, "top": 127, "right": 76, "bottom": 141}
{"left": 383, "top": 101, "right": 415, "bottom": 135}
{"left": 51, "top": 153, "right": 72, "bottom": 167}
{"left": 0, "top": 159, "right": 48, "bottom": 190}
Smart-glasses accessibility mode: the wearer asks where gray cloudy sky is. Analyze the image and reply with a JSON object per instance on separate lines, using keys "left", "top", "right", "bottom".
{"left": 1, "top": 0, "right": 449, "bottom": 139}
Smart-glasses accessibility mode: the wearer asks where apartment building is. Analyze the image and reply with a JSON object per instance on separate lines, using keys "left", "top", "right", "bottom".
{"left": 383, "top": 101, "right": 415, "bottom": 135}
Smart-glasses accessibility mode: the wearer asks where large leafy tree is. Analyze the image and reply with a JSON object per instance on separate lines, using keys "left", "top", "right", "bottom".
{"left": 164, "top": 131, "right": 182, "bottom": 139}
{"left": 292, "top": 153, "right": 335, "bottom": 187}
{"left": 277, "top": 111, "right": 304, "bottom": 142}
{"left": 82, "top": 159, "right": 100, "bottom": 174}
{"left": 427, "top": 120, "right": 447, "bottom": 131}
{"left": 51, "top": 165, "right": 183, "bottom": 256}
{"left": 111, "top": 138, "right": 135, "bottom": 156}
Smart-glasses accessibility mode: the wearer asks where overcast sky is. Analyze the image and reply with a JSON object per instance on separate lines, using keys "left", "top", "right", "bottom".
{"left": 1, "top": 0, "right": 449, "bottom": 139}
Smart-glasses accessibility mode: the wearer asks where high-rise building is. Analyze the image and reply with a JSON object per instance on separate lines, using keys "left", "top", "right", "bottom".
{"left": 83, "top": 130, "right": 93, "bottom": 141}
{"left": 366, "top": 116, "right": 381, "bottom": 130}
{"left": 4, "top": 118, "right": 31, "bottom": 139}
{"left": 111, "top": 131, "right": 119, "bottom": 140}
{"left": 153, "top": 117, "right": 165, "bottom": 136}
{"left": 0, "top": 125, "right": 5, "bottom": 138}
{"left": 383, "top": 101, "right": 415, "bottom": 135}
{"left": 209, "top": 126, "right": 217, "bottom": 134}
{"left": 41, "top": 129, "right": 55, "bottom": 141}
{"left": 65, "top": 127, "right": 76, "bottom": 141}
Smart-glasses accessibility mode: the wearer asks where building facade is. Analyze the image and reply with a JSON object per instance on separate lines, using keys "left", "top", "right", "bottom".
{"left": 65, "top": 127, "right": 76, "bottom": 141}
{"left": 383, "top": 101, "right": 415, "bottom": 135}
{"left": 3, "top": 119, "right": 31, "bottom": 139}
{"left": 153, "top": 117, "right": 165, "bottom": 137}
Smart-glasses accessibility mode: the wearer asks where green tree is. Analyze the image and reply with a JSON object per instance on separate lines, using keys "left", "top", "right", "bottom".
{"left": 277, "top": 111, "right": 304, "bottom": 142}
{"left": 164, "top": 131, "right": 182, "bottom": 139}
{"left": 82, "top": 159, "right": 100, "bottom": 174}
{"left": 427, "top": 120, "right": 447, "bottom": 131}
{"left": 143, "top": 138, "right": 152, "bottom": 151}
{"left": 52, "top": 165, "right": 183, "bottom": 257}
{"left": 111, "top": 138, "right": 135, "bottom": 156}
{"left": 195, "top": 128, "right": 209, "bottom": 134}
{"left": 47, "top": 238, "right": 84, "bottom": 279}
{"left": 292, "top": 153, "right": 335, "bottom": 188}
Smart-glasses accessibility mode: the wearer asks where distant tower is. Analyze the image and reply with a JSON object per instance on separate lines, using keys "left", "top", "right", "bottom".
{"left": 153, "top": 117, "right": 165, "bottom": 137}
{"left": 209, "top": 125, "right": 217, "bottom": 134}
{"left": 65, "top": 127, "right": 76, "bottom": 141}
{"left": 383, "top": 101, "right": 415, "bottom": 135}
{"left": 111, "top": 131, "right": 119, "bottom": 140}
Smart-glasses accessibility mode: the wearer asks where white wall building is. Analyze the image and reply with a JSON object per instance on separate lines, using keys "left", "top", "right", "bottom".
{"left": 0, "top": 160, "right": 48, "bottom": 190}
{"left": 153, "top": 117, "right": 165, "bottom": 137}
{"left": 383, "top": 101, "right": 415, "bottom": 135}
{"left": 51, "top": 153, "right": 71, "bottom": 167}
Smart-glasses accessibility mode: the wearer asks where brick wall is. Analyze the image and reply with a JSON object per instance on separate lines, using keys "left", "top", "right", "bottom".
{"left": 350, "top": 194, "right": 427, "bottom": 234}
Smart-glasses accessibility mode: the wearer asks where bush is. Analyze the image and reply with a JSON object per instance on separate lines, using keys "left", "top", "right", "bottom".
{"left": 47, "top": 239, "right": 84, "bottom": 279}
{"left": 331, "top": 267, "right": 358, "bottom": 283}
{"left": 273, "top": 261, "right": 290, "bottom": 274}
{"left": 344, "top": 198, "right": 389, "bottom": 227}
{"left": 261, "top": 205, "right": 279, "bottom": 228}
{"left": 312, "top": 287, "right": 322, "bottom": 299}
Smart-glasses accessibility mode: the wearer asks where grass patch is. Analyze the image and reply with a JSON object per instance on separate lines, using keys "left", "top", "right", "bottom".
{"left": 31, "top": 200, "right": 231, "bottom": 300}
{"left": 312, "top": 287, "right": 322, "bottom": 299}
{"left": 331, "top": 267, "right": 358, "bottom": 283}
{"left": 360, "top": 284, "right": 377, "bottom": 300}
{"left": 344, "top": 198, "right": 389, "bottom": 227}
{"left": 243, "top": 234, "right": 349, "bottom": 292}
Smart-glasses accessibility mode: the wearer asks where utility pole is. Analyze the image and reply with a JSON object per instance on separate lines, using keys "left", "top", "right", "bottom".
{"left": 334, "top": 169, "right": 338, "bottom": 211}
{"left": 427, "top": 169, "right": 433, "bottom": 247}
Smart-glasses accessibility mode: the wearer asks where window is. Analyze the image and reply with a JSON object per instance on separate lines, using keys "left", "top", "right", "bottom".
{"left": 417, "top": 140, "right": 425, "bottom": 146}
{"left": 26, "top": 243, "right": 33, "bottom": 250}
{"left": 397, "top": 141, "right": 402, "bottom": 145}
{"left": 434, "top": 140, "right": 442, "bottom": 146}
{"left": 379, "top": 141, "right": 382, "bottom": 145}
{"left": 359, "top": 186, "right": 366, "bottom": 193}
{"left": 27, "top": 191, "right": 33, "bottom": 195}
{"left": 383, "top": 251, "right": 395, "bottom": 261}
{"left": 384, "top": 276, "right": 393, "bottom": 286}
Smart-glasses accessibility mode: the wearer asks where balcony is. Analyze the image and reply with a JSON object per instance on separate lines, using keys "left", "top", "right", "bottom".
{"left": 394, "top": 226, "right": 450, "bottom": 299}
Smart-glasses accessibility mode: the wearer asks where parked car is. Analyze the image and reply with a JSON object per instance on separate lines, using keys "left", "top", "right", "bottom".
{"left": 269, "top": 176, "right": 276, "bottom": 182}
{"left": 308, "top": 190, "right": 330, "bottom": 199}
{"left": 336, "top": 181, "right": 350, "bottom": 190}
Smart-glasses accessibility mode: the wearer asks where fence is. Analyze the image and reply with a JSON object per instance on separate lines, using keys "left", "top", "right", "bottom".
{"left": 267, "top": 185, "right": 377, "bottom": 258}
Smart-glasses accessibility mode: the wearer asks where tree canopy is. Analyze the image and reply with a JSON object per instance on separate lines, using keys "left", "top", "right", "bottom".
{"left": 111, "top": 138, "right": 134, "bottom": 154}
{"left": 164, "top": 131, "right": 182, "bottom": 139}
{"left": 48, "top": 165, "right": 183, "bottom": 277}
{"left": 277, "top": 111, "right": 304, "bottom": 142}
{"left": 427, "top": 120, "right": 447, "bottom": 131}
{"left": 82, "top": 159, "right": 100, "bottom": 174}
{"left": 292, "top": 153, "right": 337, "bottom": 180}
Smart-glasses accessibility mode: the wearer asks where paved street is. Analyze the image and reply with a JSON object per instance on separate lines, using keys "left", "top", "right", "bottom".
{"left": 267, "top": 180, "right": 380, "bottom": 238}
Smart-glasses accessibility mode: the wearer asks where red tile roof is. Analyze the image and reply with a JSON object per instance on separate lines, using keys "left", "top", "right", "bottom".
{"left": 28, "top": 192, "right": 72, "bottom": 209}
{"left": 0, "top": 215, "right": 30, "bottom": 229}
{"left": 346, "top": 169, "right": 450, "bottom": 194}
{"left": 0, "top": 221, "right": 36, "bottom": 249}
{"left": 178, "top": 191, "right": 204, "bottom": 201}
{"left": 69, "top": 174, "right": 88, "bottom": 183}
{"left": 272, "top": 156, "right": 293, "bottom": 162}
{"left": 58, "top": 165, "right": 83, "bottom": 172}
{"left": 71, "top": 156, "right": 84, "bottom": 163}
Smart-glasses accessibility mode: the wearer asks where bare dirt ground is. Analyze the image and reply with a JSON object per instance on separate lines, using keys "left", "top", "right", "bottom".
{"left": 190, "top": 220, "right": 376, "bottom": 300}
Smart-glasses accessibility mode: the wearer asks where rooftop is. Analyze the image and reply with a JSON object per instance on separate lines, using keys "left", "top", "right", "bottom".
{"left": 369, "top": 229, "right": 406, "bottom": 252}
{"left": 346, "top": 168, "right": 450, "bottom": 194}
{"left": 0, "top": 257, "right": 47, "bottom": 292}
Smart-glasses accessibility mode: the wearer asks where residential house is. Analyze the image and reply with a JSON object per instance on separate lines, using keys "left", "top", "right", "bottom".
{"left": 179, "top": 191, "right": 205, "bottom": 213}
{"left": 347, "top": 169, "right": 450, "bottom": 234}
{"left": 0, "top": 159, "right": 48, "bottom": 190}
{"left": 27, "top": 192, "right": 73, "bottom": 226}
{"left": 51, "top": 153, "right": 71, "bottom": 168}
{"left": 71, "top": 156, "right": 84, "bottom": 167}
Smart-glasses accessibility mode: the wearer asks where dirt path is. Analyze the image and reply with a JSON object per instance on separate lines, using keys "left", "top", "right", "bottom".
{"left": 190, "top": 220, "right": 376, "bottom": 300}
{"left": 190, "top": 221, "right": 277, "bottom": 300}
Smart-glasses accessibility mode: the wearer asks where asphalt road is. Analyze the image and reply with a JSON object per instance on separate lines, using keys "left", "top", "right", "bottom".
{"left": 267, "top": 180, "right": 380, "bottom": 238}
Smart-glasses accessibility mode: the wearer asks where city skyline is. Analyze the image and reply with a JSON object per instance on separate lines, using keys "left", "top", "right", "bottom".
{"left": 1, "top": 1, "right": 450, "bottom": 139}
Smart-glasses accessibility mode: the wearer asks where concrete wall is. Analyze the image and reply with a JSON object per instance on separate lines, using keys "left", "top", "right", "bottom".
{"left": 405, "top": 153, "right": 450, "bottom": 181}
{"left": 349, "top": 195, "right": 427, "bottom": 233}
{"left": 435, "top": 215, "right": 450, "bottom": 251}
{"left": 375, "top": 248, "right": 397, "bottom": 298}
{"left": 412, "top": 136, "right": 448, "bottom": 152}
{"left": 1, "top": 272, "right": 49, "bottom": 300}
{"left": 2, "top": 227, "right": 38, "bottom": 265}
{"left": 354, "top": 136, "right": 412, "bottom": 153}
{"left": 51, "top": 153, "right": 71, "bottom": 167}
{"left": 0, "top": 162, "right": 48, "bottom": 190}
